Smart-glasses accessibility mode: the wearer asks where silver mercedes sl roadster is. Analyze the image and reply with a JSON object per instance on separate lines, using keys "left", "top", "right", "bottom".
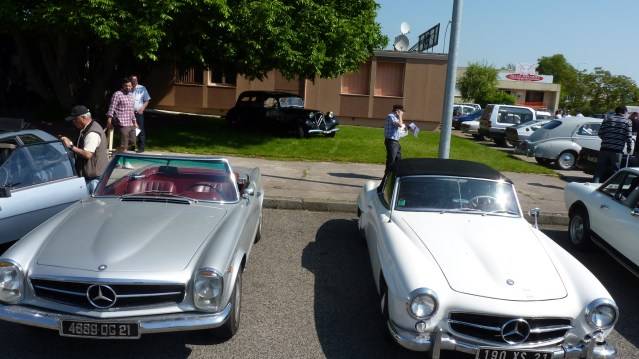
{"left": 0, "top": 153, "right": 263, "bottom": 340}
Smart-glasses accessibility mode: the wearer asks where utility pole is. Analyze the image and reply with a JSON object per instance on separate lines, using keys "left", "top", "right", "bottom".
{"left": 438, "top": 0, "right": 463, "bottom": 159}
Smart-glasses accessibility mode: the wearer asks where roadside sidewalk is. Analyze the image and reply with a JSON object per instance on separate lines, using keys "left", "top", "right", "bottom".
{"left": 147, "top": 151, "right": 574, "bottom": 225}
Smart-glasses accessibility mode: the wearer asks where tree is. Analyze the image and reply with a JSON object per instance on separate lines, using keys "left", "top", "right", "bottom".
{"left": 457, "top": 63, "right": 515, "bottom": 107}
{"left": 0, "top": 1, "right": 387, "bottom": 116}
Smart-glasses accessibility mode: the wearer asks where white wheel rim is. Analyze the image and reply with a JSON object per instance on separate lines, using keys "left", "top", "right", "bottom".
{"left": 570, "top": 216, "right": 584, "bottom": 243}
{"left": 559, "top": 153, "right": 575, "bottom": 169}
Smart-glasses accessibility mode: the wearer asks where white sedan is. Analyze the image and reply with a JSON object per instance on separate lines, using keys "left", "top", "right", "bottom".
{"left": 565, "top": 167, "right": 639, "bottom": 275}
{"left": 357, "top": 158, "right": 618, "bottom": 358}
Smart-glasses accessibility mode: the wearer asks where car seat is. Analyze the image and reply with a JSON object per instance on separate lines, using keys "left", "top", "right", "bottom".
{"left": 126, "top": 179, "right": 176, "bottom": 194}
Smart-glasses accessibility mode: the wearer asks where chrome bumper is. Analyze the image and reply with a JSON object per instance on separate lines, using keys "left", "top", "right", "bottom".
{"left": 388, "top": 322, "right": 617, "bottom": 359}
{"left": 307, "top": 128, "right": 339, "bottom": 134}
{"left": 0, "top": 303, "right": 232, "bottom": 336}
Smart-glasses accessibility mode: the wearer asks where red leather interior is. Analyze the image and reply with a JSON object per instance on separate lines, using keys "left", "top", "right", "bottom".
{"left": 127, "top": 179, "right": 176, "bottom": 194}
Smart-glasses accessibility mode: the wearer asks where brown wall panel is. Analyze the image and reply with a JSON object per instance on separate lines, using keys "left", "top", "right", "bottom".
{"left": 339, "top": 95, "right": 370, "bottom": 118}
{"left": 173, "top": 85, "right": 204, "bottom": 109}
{"left": 207, "top": 86, "right": 237, "bottom": 111}
{"left": 372, "top": 96, "right": 402, "bottom": 120}
{"left": 305, "top": 78, "right": 341, "bottom": 112}
{"left": 274, "top": 71, "right": 300, "bottom": 93}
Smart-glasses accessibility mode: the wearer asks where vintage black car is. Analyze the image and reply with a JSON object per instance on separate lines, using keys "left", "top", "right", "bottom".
{"left": 226, "top": 91, "right": 339, "bottom": 138}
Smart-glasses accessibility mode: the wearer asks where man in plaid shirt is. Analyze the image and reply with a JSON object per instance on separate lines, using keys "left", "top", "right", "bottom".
{"left": 106, "top": 78, "right": 138, "bottom": 152}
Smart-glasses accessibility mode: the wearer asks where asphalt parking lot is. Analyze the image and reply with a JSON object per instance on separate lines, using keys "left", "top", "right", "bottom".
{"left": 1, "top": 209, "right": 637, "bottom": 359}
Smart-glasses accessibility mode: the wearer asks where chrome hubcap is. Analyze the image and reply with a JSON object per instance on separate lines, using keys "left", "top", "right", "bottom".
{"left": 559, "top": 153, "right": 575, "bottom": 169}
{"left": 570, "top": 216, "right": 584, "bottom": 243}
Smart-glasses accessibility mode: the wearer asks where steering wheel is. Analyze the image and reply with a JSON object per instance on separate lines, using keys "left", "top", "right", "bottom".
{"left": 469, "top": 195, "right": 498, "bottom": 210}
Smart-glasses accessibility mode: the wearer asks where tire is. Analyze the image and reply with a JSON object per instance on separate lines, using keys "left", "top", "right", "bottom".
{"left": 253, "top": 215, "right": 262, "bottom": 243}
{"left": 569, "top": 207, "right": 593, "bottom": 251}
{"left": 379, "top": 277, "right": 393, "bottom": 342}
{"left": 556, "top": 150, "right": 577, "bottom": 170}
{"left": 214, "top": 270, "right": 242, "bottom": 340}
{"left": 472, "top": 134, "right": 485, "bottom": 141}
{"left": 494, "top": 138, "right": 507, "bottom": 147}
{"left": 326, "top": 131, "right": 336, "bottom": 138}
{"left": 297, "top": 125, "right": 307, "bottom": 139}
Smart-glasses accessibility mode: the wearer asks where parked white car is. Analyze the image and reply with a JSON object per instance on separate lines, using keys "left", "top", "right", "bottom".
{"left": 357, "top": 158, "right": 618, "bottom": 358}
{"left": 565, "top": 167, "right": 639, "bottom": 275}
{"left": 460, "top": 120, "right": 481, "bottom": 139}
{"left": 504, "top": 111, "right": 554, "bottom": 147}
{"left": 479, "top": 104, "right": 538, "bottom": 147}
{"left": 518, "top": 117, "right": 603, "bottom": 170}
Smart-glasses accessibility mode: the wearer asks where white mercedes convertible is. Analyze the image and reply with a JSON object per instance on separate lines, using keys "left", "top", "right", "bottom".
{"left": 357, "top": 158, "right": 617, "bottom": 359}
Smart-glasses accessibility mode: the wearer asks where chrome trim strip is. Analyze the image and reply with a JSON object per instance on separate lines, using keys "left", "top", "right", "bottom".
{"left": 117, "top": 292, "right": 183, "bottom": 299}
{"left": 448, "top": 319, "right": 500, "bottom": 332}
{"left": 33, "top": 285, "right": 85, "bottom": 297}
{"left": 531, "top": 325, "right": 574, "bottom": 334}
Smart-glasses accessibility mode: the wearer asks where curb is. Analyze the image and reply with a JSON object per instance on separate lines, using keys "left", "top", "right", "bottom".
{"left": 263, "top": 196, "right": 569, "bottom": 226}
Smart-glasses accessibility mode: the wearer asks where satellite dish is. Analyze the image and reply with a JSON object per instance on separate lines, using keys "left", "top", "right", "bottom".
{"left": 393, "top": 34, "right": 410, "bottom": 52}
{"left": 400, "top": 22, "right": 411, "bottom": 35}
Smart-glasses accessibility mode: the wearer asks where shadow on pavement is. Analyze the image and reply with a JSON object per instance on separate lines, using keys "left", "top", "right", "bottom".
{"left": 542, "top": 228, "right": 639, "bottom": 349}
{"left": 263, "top": 174, "right": 362, "bottom": 188}
{"left": 527, "top": 182, "right": 563, "bottom": 190}
{"left": 559, "top": 174, "right": 592, "bottom": 183}
{"left": 328, "top": 172, "right": 381, "bottom": 180}
{"left": 301, "top": 219, "right": 471, "bottom": 359}
{"left": 0, "top": 325, "right": 195, "bottom": 359}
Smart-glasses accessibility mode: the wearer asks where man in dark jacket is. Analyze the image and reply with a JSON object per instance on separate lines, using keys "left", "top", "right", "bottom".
{"left": 593, "top": 106, "right": 633, "bottom": 183}
{"left": 59, "top": 105, "right": 109, "bottom": 181}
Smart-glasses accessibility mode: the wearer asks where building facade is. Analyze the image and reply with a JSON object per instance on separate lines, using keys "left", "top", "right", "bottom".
{"left": 150, "top": 51, "right": 449, "bottom": 130}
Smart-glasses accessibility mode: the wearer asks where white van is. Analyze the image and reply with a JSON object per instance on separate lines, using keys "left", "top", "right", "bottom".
{"left": 478, "top": 104, "right": 538, "bottom": 147}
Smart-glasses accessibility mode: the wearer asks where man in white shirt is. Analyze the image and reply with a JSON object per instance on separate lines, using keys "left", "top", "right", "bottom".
{"left": 130, "top": 74, "right": 151, "bottom": 153}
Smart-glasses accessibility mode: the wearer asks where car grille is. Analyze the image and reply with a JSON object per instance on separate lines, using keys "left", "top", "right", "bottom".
{"left": 448, "top": 313, "right": 572, "bottom": 345}
{"left": 31, "top": 278, "right": 185, "bottom": 310}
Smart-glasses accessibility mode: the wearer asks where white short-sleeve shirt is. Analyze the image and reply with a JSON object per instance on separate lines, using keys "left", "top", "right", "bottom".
{"left": 81, "top": 132, "right": 101, "bottom": 153}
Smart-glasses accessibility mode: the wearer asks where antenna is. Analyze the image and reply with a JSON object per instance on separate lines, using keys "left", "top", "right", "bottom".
{"left": 393, "top": 34, "right": 409, "bottom": 52}
{"left": 393, "top": 22, "right": 411, "bottom": 52}
{"left": 400, "top": 22, "right": 411, "bottom": 35}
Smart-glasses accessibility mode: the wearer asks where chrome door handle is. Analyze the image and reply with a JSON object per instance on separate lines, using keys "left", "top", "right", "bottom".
{"left": 600, "top": 204, "right": 609, "bottom": 209}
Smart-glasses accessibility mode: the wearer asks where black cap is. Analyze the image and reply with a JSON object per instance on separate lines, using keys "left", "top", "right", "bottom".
{"left": 65, "top": 105, "right": 90, "bottom": 122}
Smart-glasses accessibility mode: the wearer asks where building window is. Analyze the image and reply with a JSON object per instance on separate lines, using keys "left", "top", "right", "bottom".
{"left": 175, "top": 67, "right": 204, "bottom": 85}
{"left": 341, "top": 62, "right": 371, "bottom": 95}
{"left": 374, "top": 62, "right": 404, "bottom": 97}
{"left": 210, "top": 69, "right": 237, "bottom": 87}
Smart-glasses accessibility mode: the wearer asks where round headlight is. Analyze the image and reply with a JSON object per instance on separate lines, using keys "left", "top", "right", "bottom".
{"left": 586, "top": 298, "right": 618, "bottom": 329}
{"left": 0, "top": 260, "right": 23, "bottom": 304}
{"left": 407, "top": 288, "right": 438, "bottom": 319}
{"left": 194, "top": 268, "right": 223, "bottom": 311}
{"left": 327, "top": 111, "right": 335, "bottom": 118}
{"left": 308, "top": 112, "right": 315, "bottom": 119}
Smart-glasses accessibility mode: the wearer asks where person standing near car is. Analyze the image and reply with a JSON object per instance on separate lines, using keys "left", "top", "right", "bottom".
{"left": 379, "top": 104, "right": 405, "bottom": 192}
{"left": 593, "top": 106, "right": 633, "bottom": 183}
{"left": 130, "top": 74, "right": 151, "bottom": 153}
{"left": 59, "top": 105, "right": 108, "bottom": 182}
{"left": 106, "top": 78, "right": 137, "bottom": 152}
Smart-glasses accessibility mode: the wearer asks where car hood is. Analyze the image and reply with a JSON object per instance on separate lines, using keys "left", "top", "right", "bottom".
{"left": 400, "top": 212, "right": 567, "bottom": 301}
{"left": 35, "top": 199, "right": 226, "bottom": 273}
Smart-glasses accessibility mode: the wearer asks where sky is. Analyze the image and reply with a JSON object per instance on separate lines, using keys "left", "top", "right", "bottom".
{"left": 376, "top": 0, "right": 639, "bottom": 82}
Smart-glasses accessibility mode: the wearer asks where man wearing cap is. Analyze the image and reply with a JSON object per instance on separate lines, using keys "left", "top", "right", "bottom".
{"left": 106, "top": 77, "right": 137, "bottom": 152}
{"left": 59, "top": 105, "right": 108, "bottom": 181}
{"left": 379, "top": 104, "right": 406, "bottom": 192}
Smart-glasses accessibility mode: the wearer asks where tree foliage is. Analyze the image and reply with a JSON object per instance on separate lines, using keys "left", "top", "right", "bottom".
{"left": 0, "top": 0, "right": 387, "bottom": 115}
{"left": 537, "top": 54, "right": 639, "bottom": 114}
{"left": 457, "top": 63, "right": 515, "bottom": 107}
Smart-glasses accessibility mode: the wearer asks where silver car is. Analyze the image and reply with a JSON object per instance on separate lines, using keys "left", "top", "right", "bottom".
{"left": 0, "top": 153, "right": 263, "bottom": 340}
{"left": 0, "top": 129, "right": 87, "bottom": 243}
{"left": 517, "top": 117, "right": 603, "bottom": 170}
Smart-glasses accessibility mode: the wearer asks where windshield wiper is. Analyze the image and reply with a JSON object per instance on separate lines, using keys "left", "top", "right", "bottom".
{"left": 488, "top": 209, "right": 519, "bottom": 215}
{"left": 122, "top": 190, "right": 197, "bottom": 203}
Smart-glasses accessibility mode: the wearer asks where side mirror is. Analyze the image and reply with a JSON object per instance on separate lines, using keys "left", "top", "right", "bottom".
{"left": 241, "top": 186, "right": 255, "bottom": 199}
{"left": 0, "top": 186, "right": 10, "bottom": 198}
{"left": 631, "top": 208, "right": 639, "bottom": 217}
{"left": 529, "top": 208, "right": 540, "bottom": 228}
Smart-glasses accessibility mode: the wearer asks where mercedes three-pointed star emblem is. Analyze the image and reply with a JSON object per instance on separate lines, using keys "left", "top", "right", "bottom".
{"left": 501, "top": 318, "right": 531, "bottom": 344}
{"left": 86, "top": 284, "right": 117, "bottom": 309}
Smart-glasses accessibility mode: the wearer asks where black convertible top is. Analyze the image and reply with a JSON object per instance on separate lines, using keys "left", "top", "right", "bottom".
{"left": 396, "top": 158, "right": 511, "bottom": 182}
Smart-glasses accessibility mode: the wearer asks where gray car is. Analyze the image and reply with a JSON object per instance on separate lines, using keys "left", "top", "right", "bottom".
{"left": 0, "top": 153, "right": 263, "bottom": 340}
{"left": 0, "top": 129, "right": 88, "bottom": 244}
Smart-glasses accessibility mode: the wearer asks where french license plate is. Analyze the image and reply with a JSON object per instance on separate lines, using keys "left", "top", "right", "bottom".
{"left": 476, "top": 348, "right": 553, "bottom": 359}
{"left": 60, "top": 320, "right": 140, "bottom": 339}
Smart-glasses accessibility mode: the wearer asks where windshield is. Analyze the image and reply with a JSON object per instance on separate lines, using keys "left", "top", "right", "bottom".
{"left": 95, "top": 155, "right": 238, "bottom": 202}
{"left": 543, "top": 120, "right": 562, "bottom": 130}
{"left": 395, "top": 176, "right": 520, "bottom": 216}
{"left": 279, "top": 97, "right": 304, "bottom": 108}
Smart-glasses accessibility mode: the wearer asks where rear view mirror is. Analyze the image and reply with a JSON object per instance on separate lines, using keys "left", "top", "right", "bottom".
{"left": 529, "top": 208, "right": 540, "bottom": 228}
{"left": 0, "top": 187, "right": 10, "bottom": 198}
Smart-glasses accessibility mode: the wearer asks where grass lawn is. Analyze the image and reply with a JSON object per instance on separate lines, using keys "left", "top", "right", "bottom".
{"left": 146, "top": 114, "right": 554, "bottom": 174}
